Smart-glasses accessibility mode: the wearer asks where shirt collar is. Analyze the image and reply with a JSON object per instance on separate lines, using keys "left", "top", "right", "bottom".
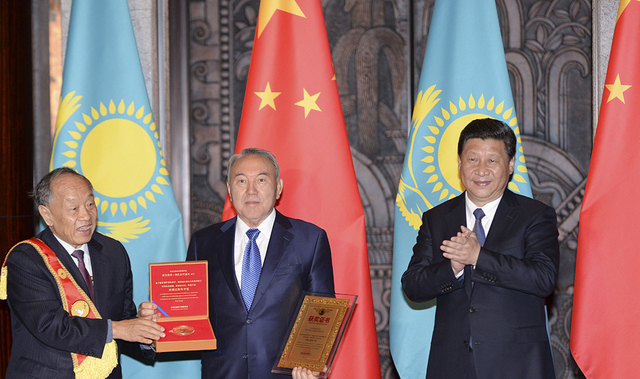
{"left": 235, "top": 208, "right": 277, "bottom": 239}
{"left": 464, "top": 192, "right": 502, "bottom": 220}
{"left": 52, "top": 232, "right": 88, "bottom": 256}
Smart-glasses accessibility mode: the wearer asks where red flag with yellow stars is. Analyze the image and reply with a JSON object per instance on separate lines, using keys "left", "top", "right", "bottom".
{"left": 571, "top": 1, "right": 640, "bottom": 377}
{"left": 222, "top": 0, "right": 381, "bottom": 377}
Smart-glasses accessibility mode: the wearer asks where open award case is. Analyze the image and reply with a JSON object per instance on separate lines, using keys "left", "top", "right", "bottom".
{"left": 149, "top": 261, "right": 217, "bottom": 352}
{"left": 271, "top": 292, "right": 357, "bottom": 377}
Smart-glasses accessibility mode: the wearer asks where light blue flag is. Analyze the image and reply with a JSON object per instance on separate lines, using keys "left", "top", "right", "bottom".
{"left": 389, "top": 0, "right": 532, "bottom": 377}
{"left": 50, "top": 1, "right": 200, "bottom": 377}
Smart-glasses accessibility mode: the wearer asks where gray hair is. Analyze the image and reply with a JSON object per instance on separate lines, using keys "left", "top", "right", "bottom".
{"left": 31, "top": 167, "right": 93, "bottom": 206}
{"left": 227, "top": 148, "right": 280, "bottom": 182}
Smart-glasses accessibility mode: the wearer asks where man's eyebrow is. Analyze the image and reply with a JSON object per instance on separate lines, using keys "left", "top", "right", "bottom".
{"left": 233, "top": 171, "right": 269, "bottom": 177}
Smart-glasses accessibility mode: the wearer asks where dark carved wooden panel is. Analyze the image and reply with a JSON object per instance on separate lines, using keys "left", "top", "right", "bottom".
{"left": 0, "top": 1, "right": 35, "bottom": 377}
{"left": 186, "top": 0, "right": 591, "bottom": 377}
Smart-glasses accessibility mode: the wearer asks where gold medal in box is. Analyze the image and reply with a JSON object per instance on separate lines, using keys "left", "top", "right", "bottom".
{"left": 171, "top": 325, "right": 195, "bottom": 336}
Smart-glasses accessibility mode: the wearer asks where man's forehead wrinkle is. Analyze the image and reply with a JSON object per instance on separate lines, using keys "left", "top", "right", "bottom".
{"left": 62, "top": 193, "right": 94, "bottom": 203}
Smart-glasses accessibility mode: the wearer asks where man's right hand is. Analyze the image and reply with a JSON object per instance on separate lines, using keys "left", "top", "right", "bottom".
{"left": 112, "top": 318, "right": 165, "bottom": 344}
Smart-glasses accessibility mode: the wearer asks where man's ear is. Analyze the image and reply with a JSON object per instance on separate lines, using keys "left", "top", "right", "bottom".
{"left": 39, "top": 205, "right": 54, "bottom": 226}
{"left": 276, "top": 178, "right": 283, "bottom": 199}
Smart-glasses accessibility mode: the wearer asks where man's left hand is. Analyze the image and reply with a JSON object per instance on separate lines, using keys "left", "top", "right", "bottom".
{"left": 292, "top": 367, "right": 321, "bottom": 379}
{"left": 441, "top": 225, "right": 481, "bottom": 266}
{"left": 138, "top": 301, "right": 161, "bottom": 321}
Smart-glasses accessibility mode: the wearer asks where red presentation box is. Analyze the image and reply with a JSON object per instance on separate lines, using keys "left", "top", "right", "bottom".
{"left": 149, "top": 261, "right": 217, "bottom": 353}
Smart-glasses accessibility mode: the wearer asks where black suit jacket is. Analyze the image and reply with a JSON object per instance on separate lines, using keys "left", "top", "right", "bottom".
{"left": 186, "top": 211, "right": 334, "bottom": 379}
{"left": 5, "top": 227, "right": 138, "bottom": 379}
{"left": 402, "top": 190, "right": 559, "bottom": 379}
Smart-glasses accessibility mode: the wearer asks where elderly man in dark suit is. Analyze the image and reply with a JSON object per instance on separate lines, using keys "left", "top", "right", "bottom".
{"left": 2, "top": 167, "right": 164, "bottom": 378}
{"left": 140, "top": 148, "right": 334, "bottom": 378}
{"left": 402, "top": 118, "right": 559, "bottom": 378}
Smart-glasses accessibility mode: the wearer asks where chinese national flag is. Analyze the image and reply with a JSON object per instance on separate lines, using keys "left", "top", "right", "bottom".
{"left": 571, "top": 2, "right": 640, "bottom": 377}
{"left": 222, "top": 0, "right": 381, "bottom": 378}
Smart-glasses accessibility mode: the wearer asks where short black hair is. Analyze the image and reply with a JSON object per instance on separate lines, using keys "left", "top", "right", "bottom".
{"left": 31, "top": 167, "right": 93, "bottom": 206}
{"left": 457, "top": 118, "right": 516, "bottom": 160}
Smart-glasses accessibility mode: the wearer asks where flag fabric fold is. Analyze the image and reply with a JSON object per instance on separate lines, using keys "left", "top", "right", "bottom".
{"left": 221, "top": 0, "right": 381, "bottom": 377}
{"left": 51, "top": 1, "right": 199, "bottom": 377}
{"left": 571, "top": 2, "right": 640, "bottom": 378}
{"left": 389, "top": 1, "right": 532, "bottom": 377}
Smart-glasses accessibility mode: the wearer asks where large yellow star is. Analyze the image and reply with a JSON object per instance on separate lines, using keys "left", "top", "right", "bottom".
{"left": 295, "top": 89, "right": 321, "bottom": 118}
{"left": 255, "top": 82, "right": 281, "bottom": 110}
{"left": 605, "top": 74, "right": 632, "bottom": 104}
{"left": 618, "top": 0, "right": 640, "bottom": 21}
{"left": 257, "top": 0, "right": 305, "bottom": 38}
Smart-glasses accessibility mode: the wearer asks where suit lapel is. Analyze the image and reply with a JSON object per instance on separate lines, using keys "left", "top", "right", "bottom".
{"left": 250, "top": 211, "right": 292, "bottom": 312}
{"left": 484, "top": 190, "right": 519, "bottom": 251}
{"left": 87, "top": 237, "right": 106, "bottom": 308}
{"left": 216, "top": 218, "right": 245, "bottom": 309}
{"left": 469, "top": 191, "right": 519, "bottom": 298}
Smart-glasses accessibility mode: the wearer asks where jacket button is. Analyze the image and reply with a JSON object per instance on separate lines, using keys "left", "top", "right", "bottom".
{"left": 243, "top": 354, "right": 248, "bottom": 359}
{"left": 469, "top": 307, "right": 476, "bottom": 313}
{"left": 246, "top": 318, "right": 252, "bottom": 324}
{"left": 463, "top": 341, "right": 469, "bottom": 347}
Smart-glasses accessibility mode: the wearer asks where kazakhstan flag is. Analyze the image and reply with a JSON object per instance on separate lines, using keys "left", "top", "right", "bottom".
{"left": 389, "top": 0, "right": 532, "bottom": 377}
{"left": 50, "top": 1, "right": 199, "bottom": 377}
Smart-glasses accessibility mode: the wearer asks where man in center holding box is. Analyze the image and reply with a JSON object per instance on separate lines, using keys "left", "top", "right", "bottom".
{"left": 140, "top": 148, "right": 335, "bottom": 378}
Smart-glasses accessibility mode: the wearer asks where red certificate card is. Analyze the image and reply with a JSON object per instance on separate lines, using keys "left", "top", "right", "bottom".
{"left": 150, "top": 262, "right": 207, "bottom": 318}
{"left": 149, "top": 261, "right": 216, "bottom": 353}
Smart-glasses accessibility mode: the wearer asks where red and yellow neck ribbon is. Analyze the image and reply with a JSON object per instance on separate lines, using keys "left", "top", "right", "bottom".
{"left": 1, "top": 238, "right": 117, "bottom": 379}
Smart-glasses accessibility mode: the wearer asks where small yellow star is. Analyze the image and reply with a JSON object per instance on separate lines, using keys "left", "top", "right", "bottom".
{"left": 255, "top": 82, "right": 281, "bottom": 110}
{"left": 257, "top": 0, "right": 305, "bottom": 38}
{"left": 295, "top": 89, "right": 321, "bottom": 118}
{"left": 605, "top": 74, "right": 632, "bottom": 104}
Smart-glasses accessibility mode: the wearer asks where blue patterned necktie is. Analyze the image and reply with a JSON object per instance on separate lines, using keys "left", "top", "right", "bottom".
{"left": 473, "top": 208, "right": 486, "bottom": 246}
{"left": 241, "top": 228, "right": 261, "bottom": 311}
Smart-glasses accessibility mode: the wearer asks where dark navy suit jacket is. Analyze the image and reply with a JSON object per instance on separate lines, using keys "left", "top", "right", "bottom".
{"left": 402, "top": 190, "right": 559, "bottom": 379}
{"left": 5, "top": 227, "right": 138, "bottom": 378}
{"left": 187, "top": 211, "right": 334, "bottom": 379}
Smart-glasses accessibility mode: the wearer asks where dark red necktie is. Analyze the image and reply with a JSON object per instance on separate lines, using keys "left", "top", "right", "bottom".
{"left": 71, "top": 250, "right": 94, "bottom": 300}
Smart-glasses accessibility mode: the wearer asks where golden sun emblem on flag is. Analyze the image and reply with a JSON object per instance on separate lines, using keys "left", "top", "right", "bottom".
{"left": 397, "top": 85, "right": 530, "bottom": 230}
{"left": 52, "top": 91, "right": 172, "bottom": 242}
